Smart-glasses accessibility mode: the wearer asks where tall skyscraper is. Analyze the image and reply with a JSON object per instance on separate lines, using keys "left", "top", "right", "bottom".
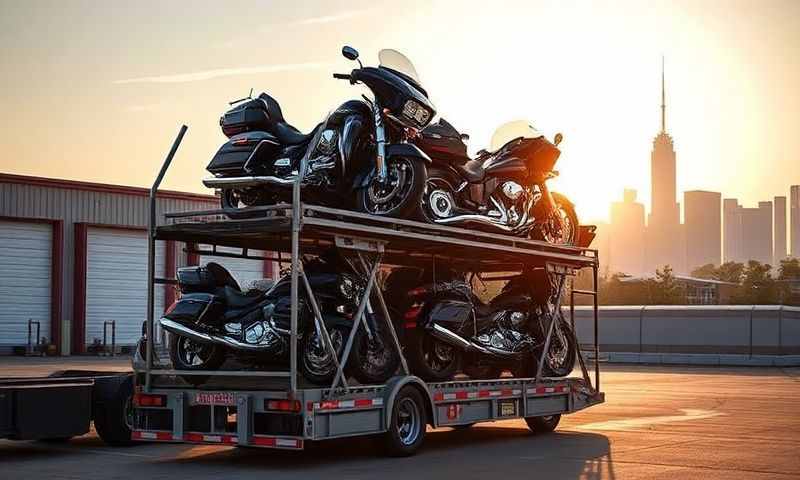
{"left": 646, "top": 58, "right": 684, "bottom": 273}
{"left": 739, "top": 202, "right": 773, "bottom": 265}
{"left": 610, "top": 189, "right": 646, "bottom": 276}
{"left": 723, "top": 198, "right": 743, "bottom": 262}
{"left": 684, "top": 191, "right": 721, "bottom": 270}
{"left": 791, "top": 185, "right": 800, "bottom": 258}
{"left": 774, "top": 196, "right": 787, "bottom": 264}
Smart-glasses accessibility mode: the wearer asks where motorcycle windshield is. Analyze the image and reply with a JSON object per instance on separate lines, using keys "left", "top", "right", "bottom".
{"left": 378, "top": 49, "right": 421, "bottom": 84}
{"left": 490, "top": 120, "right": 544, "bottom": 151}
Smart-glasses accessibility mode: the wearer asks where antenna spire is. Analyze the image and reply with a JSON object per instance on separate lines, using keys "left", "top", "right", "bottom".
{"left": 661, "top": 55, "right": 666, "bottom": 133}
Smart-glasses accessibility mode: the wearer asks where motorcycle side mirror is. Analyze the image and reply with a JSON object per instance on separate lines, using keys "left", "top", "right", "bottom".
{"left": 554, "top": 132, "right": 563, "bottom": 146}
{"left": 342, "top": 46, "right": 359, "bottom": 61}
{"left": 460, "top": 133, "right": 470, "bottom": 142}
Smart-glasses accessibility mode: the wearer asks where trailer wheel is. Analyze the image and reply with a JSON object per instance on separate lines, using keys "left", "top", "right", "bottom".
{"left": 384, "top": 387, "right": 426, "bottom": 456}
{"left": 94, "top": 375, "right": 135, "bottom": 446}
{"left": 525, "top": 414, "right": 561, "bottom": 434}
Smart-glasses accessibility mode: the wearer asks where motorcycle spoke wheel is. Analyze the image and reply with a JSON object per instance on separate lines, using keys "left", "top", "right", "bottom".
{"left": 361, "top": 157, "right": 423, "bottom": 216}
{"left": 302, "top": 329, "right": 344, "bottom": 379}
{"left": 178, "top": 338, "right": 213, "bottom": 367}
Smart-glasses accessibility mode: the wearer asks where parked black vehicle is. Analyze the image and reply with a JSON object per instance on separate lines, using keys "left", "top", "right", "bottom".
{"left": 202, "top": 46, "right": 435, "bottom": 219}
{"left": 159, "top": 250, "right": 399, "bottom": 386}
{"left": 385, "top": 265, "right": 576, "bottom": 382}
{"left": 414, "top": 119, "right": 578, "bottom": 244}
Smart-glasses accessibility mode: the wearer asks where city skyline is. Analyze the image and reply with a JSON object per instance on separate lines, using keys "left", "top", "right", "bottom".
{"left": 0, "top": 0, "right": 798, "bottom": 224}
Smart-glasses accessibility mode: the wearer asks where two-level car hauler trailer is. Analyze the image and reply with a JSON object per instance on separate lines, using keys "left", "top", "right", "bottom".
{"left": 129, "top": 127, "right": 604, "bottom": 456}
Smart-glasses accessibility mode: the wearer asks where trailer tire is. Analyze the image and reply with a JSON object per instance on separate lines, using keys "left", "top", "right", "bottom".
{"left": 525, "top": 414, "right": 561, "bottom": 434}
{"left": 93, "top": 375, "right": 135, "bottom": 446}
{"left": 384, "top": 386, "right": 426, "bottom": 456}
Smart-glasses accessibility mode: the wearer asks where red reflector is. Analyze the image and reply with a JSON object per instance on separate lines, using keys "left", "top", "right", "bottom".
{"left": 134, "top": 393, "right": 166, "bottom": 407}
{"left": 404, "top": 305, "right": 422, "bottom": 320}
{"left": 265, "top": 399, "right": 301, "bottom": 412}
{"left": 185, "top": 432, "right": 204, "bottom": 442}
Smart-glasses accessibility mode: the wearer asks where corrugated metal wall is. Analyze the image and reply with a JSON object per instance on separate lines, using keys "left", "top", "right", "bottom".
{"left": 0, "top": 178, "right": 218, "bottom": 354}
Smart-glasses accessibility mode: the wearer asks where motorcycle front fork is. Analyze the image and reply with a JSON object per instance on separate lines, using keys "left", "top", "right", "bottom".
{"left": 372, "top": 101, "right": 388, "bottom": 182}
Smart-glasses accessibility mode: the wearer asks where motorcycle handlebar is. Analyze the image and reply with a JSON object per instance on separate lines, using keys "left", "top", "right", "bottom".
{"left": 332, "top": 73, "right": 351, "bottom": 80}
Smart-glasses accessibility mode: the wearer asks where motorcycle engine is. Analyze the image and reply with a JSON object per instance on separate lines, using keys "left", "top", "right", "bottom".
{"left": 475, "top": 310, "right": 535, "bottom": 354}
{"left": 498, "top": 182, "right": 528, "bottom": 225}
{"left": 304, "top": 129, "right": 339, "bottom": 186}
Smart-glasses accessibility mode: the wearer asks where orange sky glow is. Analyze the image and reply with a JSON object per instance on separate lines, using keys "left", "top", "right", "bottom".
{"left": 1, "top": 0, "right": 798, "bottom": 222}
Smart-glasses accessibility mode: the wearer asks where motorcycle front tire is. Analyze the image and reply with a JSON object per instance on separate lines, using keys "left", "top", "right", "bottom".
{"left": 168, "top": 334, "right": 226, "bottom": 386}
{"left": 406, "top": 330, "right": 461, "bottom": 382}
{"left": 357, "top": 157, "right": 427, "bottom": 219}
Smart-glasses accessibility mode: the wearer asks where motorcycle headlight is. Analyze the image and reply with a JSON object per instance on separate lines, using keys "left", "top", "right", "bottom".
{"left": 402, "top": 100, "right": 432, "bottom": 128}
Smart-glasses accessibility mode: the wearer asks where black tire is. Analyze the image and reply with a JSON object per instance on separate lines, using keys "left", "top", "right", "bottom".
{"left": 94, "top": 375, "right": 135, "bottom": 446}
{"left": 524, "top": 414, "right": 561, "bottom": 434}
{"left": 349, "top": 319, "right": 401, "bottom": 385}
{"left": 384, "top": 386, "right": 427, "bottom": 456}
{"left": 357, "top": 157, "right": 427, "bottom": 219}
{"left": 168, "top": 334, "right": 226, "bottom": 385}
{"left": 509, "top": 353, "right": 539, "bottom": 379}
{"left": 532, "top": 192, "right": 579, "bottom": 245}
{"left": 406, "top": 331, "right": 460, "bottom": 382}
{"left": 543, "top": 320, "right": 577, "bottom": 378}
{"left": 299, "top": 325, "right": 347, "bottom": 386}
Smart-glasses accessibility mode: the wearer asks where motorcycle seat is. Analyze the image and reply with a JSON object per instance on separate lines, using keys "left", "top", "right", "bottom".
{"left": 455, "top": 159, "right": 485, "bottom": 183}
{"left": 223, "top": 285, "right": 263, "bottom": 309}
{"left": 258, "top": 93, "right": 318, "bottom": 145}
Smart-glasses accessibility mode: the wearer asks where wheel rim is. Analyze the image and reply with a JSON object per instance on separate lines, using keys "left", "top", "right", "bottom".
{"left": 424, "top": 337, "right": 456, "bottom": 374}
{"left": 396, "top": 397, "right": 421, "bottom": 446}
{"left": 178, "top": 337, "right": 214, "bottom": 367}
{"left": 421, "top": 178, "right": 454, "bottom": 222}
{"left": 304, "top": 329, "right": 344, "bottom": 378}
{"left": 546, "top": 320, "right": 569, "bottom": 372}
{"left": 359, "top": 330, "right": 392, "bottom": 379}
{"left": 541, "top": 204, "right": 575, "bottom": 245}
{"left": 364, "top": 158, "right": 415, "bottom": 214}
{"left": 123, "top": 396, "right": 134, "bottom": 430}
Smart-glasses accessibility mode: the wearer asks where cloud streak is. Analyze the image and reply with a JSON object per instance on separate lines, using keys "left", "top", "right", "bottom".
{"left": 289, "top": 9, "right": 371, "bottom": 26}
{"left": 114, "top": 62, "right": 330, "bottom": 84}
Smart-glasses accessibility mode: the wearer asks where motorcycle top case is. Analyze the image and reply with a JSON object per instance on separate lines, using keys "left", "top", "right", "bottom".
{"left": 176, "top": 266, "right": 216, "bottom": 293}
{"left": 220, "top": 95, "right": 274, "bottom": 137}
{"left": 206, "top": 131, "right": 281, "bottom": 175}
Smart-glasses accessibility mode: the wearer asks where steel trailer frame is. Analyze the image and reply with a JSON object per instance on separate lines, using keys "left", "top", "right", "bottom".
{"left": 132, "top": 127, "right": 603, "bottom": 453}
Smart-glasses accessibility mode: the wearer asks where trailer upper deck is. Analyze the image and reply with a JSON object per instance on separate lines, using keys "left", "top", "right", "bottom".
{"left": 155, "top": 203, "right": 598, "bottom": 272}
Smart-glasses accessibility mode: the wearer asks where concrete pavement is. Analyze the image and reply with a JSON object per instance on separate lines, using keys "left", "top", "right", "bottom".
{"left": 1, "top": 363, "right": 798, "bottom": 479}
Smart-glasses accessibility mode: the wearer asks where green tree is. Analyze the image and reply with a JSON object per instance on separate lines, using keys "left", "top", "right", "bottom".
{"left": 691, "top": 263, "right": 717, "bottom": 280}
{"left": 732, "top": 260, "right": 778, "bottom": 304}
{"left": 648, "top": 265, "right": 685, "bottom": 304}
{"left": 777, "top": 258, "right": 800, "bottom": 305}
{"left": 714, "top": 261, "right": 745, "bottom": 284}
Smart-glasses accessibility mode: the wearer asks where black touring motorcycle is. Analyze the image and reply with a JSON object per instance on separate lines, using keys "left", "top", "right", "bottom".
{"left": 414, "top": 118, "right": 578, "bottom": 244}
{"left": 202, "top": 46, "right": 436, "bottom": 218}
{"left": 385, "top": 265, "right": 577, "bottom": 382}
{"left": 158, "top": 249, "right": 399, "bottom": 386}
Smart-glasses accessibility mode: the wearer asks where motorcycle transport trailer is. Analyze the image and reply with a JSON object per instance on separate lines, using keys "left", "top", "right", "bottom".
{"left": 132, "top": 127, "right": 604, "bottom": 456}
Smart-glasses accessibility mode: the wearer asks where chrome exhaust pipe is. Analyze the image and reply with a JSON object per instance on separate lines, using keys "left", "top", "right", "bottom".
{"left": 202, "top": 175, "right": 297, "bottom": 189}
{"left": 433, "top": 214, "right": 515, "bottom": 232}
{"left": 160, "top": 318, "right": 281, "bottom": 352}
{"left": 429, "top": 324, "right": 519, "bottom": 357}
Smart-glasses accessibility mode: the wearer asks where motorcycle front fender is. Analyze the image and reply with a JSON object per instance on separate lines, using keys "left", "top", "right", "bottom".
{"left": 352, "top": 143, "right": 433, "bottom": 190}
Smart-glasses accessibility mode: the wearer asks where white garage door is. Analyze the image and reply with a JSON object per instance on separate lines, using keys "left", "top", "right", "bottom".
{"left": 85, "top": 228, "right": 165, "bottom": 346}
{"left": 199, "top": 246, "right": 268, "bottom": 290}
{"left": 0, "top": 221, "right": 52, "bottom": 349}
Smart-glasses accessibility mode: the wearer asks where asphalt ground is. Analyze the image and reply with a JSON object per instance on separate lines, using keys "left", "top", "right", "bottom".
{"left": 1, "top": 359, "right": 798, "bottom": 479}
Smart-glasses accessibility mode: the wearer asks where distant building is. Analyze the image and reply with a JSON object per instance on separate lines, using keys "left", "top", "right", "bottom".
{"left": 791, "top": 185, "right": 800, "bottom": 258}
{"left": 724, "top": 200, "right": 773, "bottom": 265}
{"left": 609, "top": 189, "right": 646, "bottom": 276}
{"left": 675, "top": 276, "right": 737, "bottom": 305}
{"left": 723, "top": 198, "right": 743, "bottom": 262}
{"left": 774, "top": 196, "right": 787, "bottom": 264}
{"left": 646, "top": 58, "right": 684, "bottom": 274}
{"left": 684, "top": 190, "right": 721, "bottom": 270}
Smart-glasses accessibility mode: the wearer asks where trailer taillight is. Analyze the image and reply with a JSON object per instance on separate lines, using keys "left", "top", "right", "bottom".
{"left": 134, "top": 393, "right": 167, "bottom": 407}
{"left": 403, "top": 303, "right": 424, "bottom": 328}
{"left": 265, "top": 399, "right": 302, "bottom": 413}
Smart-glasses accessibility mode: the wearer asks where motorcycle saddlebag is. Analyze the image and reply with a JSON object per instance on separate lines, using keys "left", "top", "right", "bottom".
{"left": 206, "top": 131, "right": 281, "bottom": 175}
{"left": 163, "top": 293, "right": 224, "bottom": 325}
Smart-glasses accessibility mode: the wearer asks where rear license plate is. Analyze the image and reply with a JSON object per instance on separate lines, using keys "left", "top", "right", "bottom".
{"left": 499, "top": 400, "right": 517, "bottom": 417}
{"left": 194, "top": 392, "right": 236, "bottom": 406}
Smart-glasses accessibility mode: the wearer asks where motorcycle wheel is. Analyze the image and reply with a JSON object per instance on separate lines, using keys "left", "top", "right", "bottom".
{"left": 168, "top": 335, "right": 226, "bottom": 385}
{"left": 543, "top": 320, "right": 577, "bottom": 377}
{"left": 299, "top": 326, "right": 347, "bottom": 386}
{"left": 419, "top": 172, "right": 457, "bottom": 223}
{"left": 220, "top": 188, "right": 270, "bottom": 219}
{"left": 532, "top": 192, "right": 578, "bottom": 245}
{"left": 349, "top": 321, "right": 401, "bottom": 385}
{"left": 406, "top": 331, "right": 460, "bottom": 382}
{"left": 357, "top": 157, "right": 427, "bottom": 218}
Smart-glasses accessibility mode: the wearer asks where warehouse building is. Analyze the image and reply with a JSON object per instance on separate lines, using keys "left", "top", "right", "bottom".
{"left": 0, "top": 173, "right": 275, "bottom": 355}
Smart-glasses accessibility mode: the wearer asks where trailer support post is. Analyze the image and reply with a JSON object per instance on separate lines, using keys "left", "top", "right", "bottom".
{"left": 146, "top": 125, "right": 187, "bottom": 392}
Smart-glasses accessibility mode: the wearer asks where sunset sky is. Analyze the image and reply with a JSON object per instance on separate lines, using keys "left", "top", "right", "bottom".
{"left": 1, "top": 0, "right": 798, "bottom": 222}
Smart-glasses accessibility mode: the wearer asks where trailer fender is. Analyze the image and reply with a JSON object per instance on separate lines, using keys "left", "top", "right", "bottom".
{"left": 382, "top": 375, "right": 436, "bottom": 430}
